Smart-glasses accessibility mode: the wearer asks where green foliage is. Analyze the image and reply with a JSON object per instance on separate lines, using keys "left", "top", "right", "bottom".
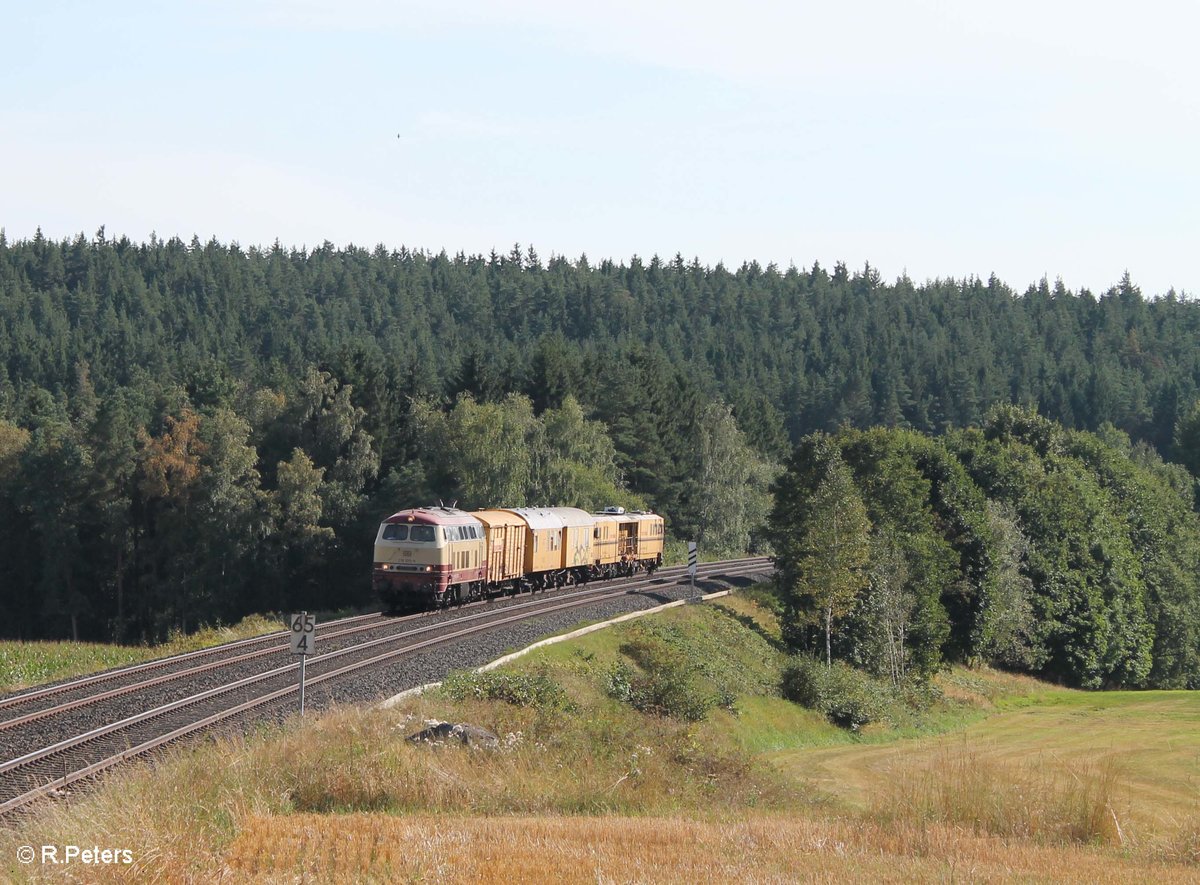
{"left": 780, "top": 656, "right": 889, "bottom": 730}
{"left": 532, "top": 395, "right": 643, "bottom": 511}
{"left": 410, "top": 392, "right": 641, "bottom": 511}
{"left": 1174, "top": 399, "right": 1200, "bottom": 480}
{"left": 439, "top": 669, "right": 576, "bottom": 714}
{"left": 768, "top": 435, "right": 872, "bottom": 663}
{"left": 411, "top": 393, "right": 536, "bottom": 508}
{"left": 605, "top": 660, "right": 716, "bottom": 722}
{"left": 2, "top": 231, "right": 1200, "bottom": 661}
{"left": 767, "top": 411, "right": 1200, "bottom": 689}
{"left": 692, "top": 402, "right": 780, "bottom": 557}
{"left": 610, "top": 624, "right": 722, "bottom": 721}
{"left": 602, "top": 613, "right": 782, "bottom": 722}
{"left": 834, "top": 429, "right": 954, "bottom": 679}
{"left": 961, "top": 408, "right": 1154, "bottom": 688}
{"left": 972, "top": 501, "right": 1039, "bottom": 669}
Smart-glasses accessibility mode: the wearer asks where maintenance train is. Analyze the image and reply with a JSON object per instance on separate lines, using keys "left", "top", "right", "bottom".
{"left": 372, "top": 505, "right": 665, "bottom": 611}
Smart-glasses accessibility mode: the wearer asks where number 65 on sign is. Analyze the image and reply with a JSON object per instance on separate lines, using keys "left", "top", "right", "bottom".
{"left": 289, "top": 612, "right": 315, "bottom": 655}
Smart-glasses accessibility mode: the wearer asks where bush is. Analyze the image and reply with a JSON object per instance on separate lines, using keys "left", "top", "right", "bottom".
{"left": 781, "top": 657, "right": 888, "bottom": 729}
{"left": 605, "top": 632, "right": 719, "bottom": 722}
{"left": 606, "top": 661, "right": 716, "bottom": 722}
{"left": 440, "top": 669, "right": 575, "bottom": 713}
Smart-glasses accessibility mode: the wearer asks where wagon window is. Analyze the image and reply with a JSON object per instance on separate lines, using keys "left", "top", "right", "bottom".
{"left": 382, "top": 524, "right": 409, "bottom": 541}
{"left": 409, "top": 525, "right": 435, "bottom": 542}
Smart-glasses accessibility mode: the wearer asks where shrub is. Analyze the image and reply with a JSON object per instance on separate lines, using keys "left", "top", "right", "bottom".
{"left": 781, "top": 656, "right": 888, "bottom": 729}
{"left": 440, "top": 669, "right": 575, "bottom": 713}
{"left": 606, "top": 630, "right": 719, "bottom": 722}
{"left": 605, "top": 661, "right": 715, "bottom": 722}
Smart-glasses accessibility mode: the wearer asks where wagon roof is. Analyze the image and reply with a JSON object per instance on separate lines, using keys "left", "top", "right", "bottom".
{"left": 591, "top": 510, "right": 661, "bottom": 524}
{"left": 472, "top": 509, "right": 527, "bottom": 528}
{"left": 382, "top": 506, "right": 481, "bottom": 526}
{"left": 623, "top": 512, "right": 663, "bottom": 523}
{"left": 503, "top": 507, "right": 566, "bottom": 530}
{"left": 543, "top": 507, "right": 595, "bottom": 528}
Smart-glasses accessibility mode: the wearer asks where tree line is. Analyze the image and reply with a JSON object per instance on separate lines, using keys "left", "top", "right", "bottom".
{"left": 4, "top": 231, "right": 1200, "bottom": 458}
{"left": 769, "top": 407, "right": 1200, "bottom": 689}
{"left": 0, "top": 363, "right": 772, "bottom": 642}
{"left": 2, "top": 230, "right": 1199, "bottom": 645}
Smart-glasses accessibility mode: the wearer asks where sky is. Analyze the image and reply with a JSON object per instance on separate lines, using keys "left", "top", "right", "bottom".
{"left": 1, "top": 0, "right": 1197, "bottom": 296}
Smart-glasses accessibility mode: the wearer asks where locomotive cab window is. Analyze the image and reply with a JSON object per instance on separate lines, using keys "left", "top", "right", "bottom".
{"left": 409, "top": 525, "right": 435, "bottom": 542}
{"left": 382, "top": 524, "right": 409, "bottom": 541}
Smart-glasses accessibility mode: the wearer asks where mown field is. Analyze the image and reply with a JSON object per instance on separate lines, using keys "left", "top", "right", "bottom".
{"left": 775, "top": 686, "right": 1200, "bottom": 846}
{"left": 1, "top": 593, "right": 1197, "bottom": 883}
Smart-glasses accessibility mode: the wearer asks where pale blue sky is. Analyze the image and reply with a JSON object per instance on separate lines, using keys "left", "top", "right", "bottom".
{"left": 2, "top": 1, "right": 1196, "bottom": 295}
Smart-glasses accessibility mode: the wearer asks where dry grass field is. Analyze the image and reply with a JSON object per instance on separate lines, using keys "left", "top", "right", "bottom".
{"left": 222, "top": 814, "right": 1197, "bottom": 884}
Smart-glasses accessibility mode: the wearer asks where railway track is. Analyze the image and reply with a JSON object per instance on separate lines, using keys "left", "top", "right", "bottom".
{"left": 0, "top": 557, "right": 771, "bottom": 816}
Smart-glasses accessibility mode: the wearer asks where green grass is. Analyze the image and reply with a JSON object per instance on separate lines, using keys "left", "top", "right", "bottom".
{"left": 708, "top": 695, "right": 847, "bottom": 753}
{"left": 773, "top": 683, "right": 1200, "bottom": 851}
{"left": 487, "top": 600, "right": 1031, "bottom": 756}
{"left": 0, "top": 614, "right": 284, "bottom": 693}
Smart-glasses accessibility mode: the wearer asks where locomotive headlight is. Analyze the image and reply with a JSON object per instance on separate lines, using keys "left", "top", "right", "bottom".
{"left": 425, "top": 565, "right": 433, "bottom": 572}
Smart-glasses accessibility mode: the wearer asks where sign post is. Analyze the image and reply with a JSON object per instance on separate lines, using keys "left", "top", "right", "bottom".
{"left": 687, "top": 542, "right": 697, "bottom": 589}
{"left": 289, "top": 611, "right": 315, "bottom": 715}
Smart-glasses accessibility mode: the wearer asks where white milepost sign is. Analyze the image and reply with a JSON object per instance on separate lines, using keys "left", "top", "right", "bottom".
{"left": 289, "top": 611, "right": 315, "bottom": 655}
{"left": 289, "top": 612, "right": 315, "bottom": 714}
{"left": 688, "top": 542, "right": 698, "bottom": 586}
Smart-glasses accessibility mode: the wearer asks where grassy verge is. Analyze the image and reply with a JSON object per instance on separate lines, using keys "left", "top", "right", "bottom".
{"left": 0, "top": 615, "right": 283, "bottom": 693}
{"left": 0, "top": 596, "right": 1196, "bottom": 882}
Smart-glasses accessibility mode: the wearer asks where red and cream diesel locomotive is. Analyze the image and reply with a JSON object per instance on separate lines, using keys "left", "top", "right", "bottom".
{"left": 372, "top": 505, "right": 665, "bottom": 611}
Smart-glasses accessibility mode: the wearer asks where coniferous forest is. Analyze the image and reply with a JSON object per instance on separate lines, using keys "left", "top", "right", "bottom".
{"left": 2, "top": 230, "right": 1200, "bottom": 688}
